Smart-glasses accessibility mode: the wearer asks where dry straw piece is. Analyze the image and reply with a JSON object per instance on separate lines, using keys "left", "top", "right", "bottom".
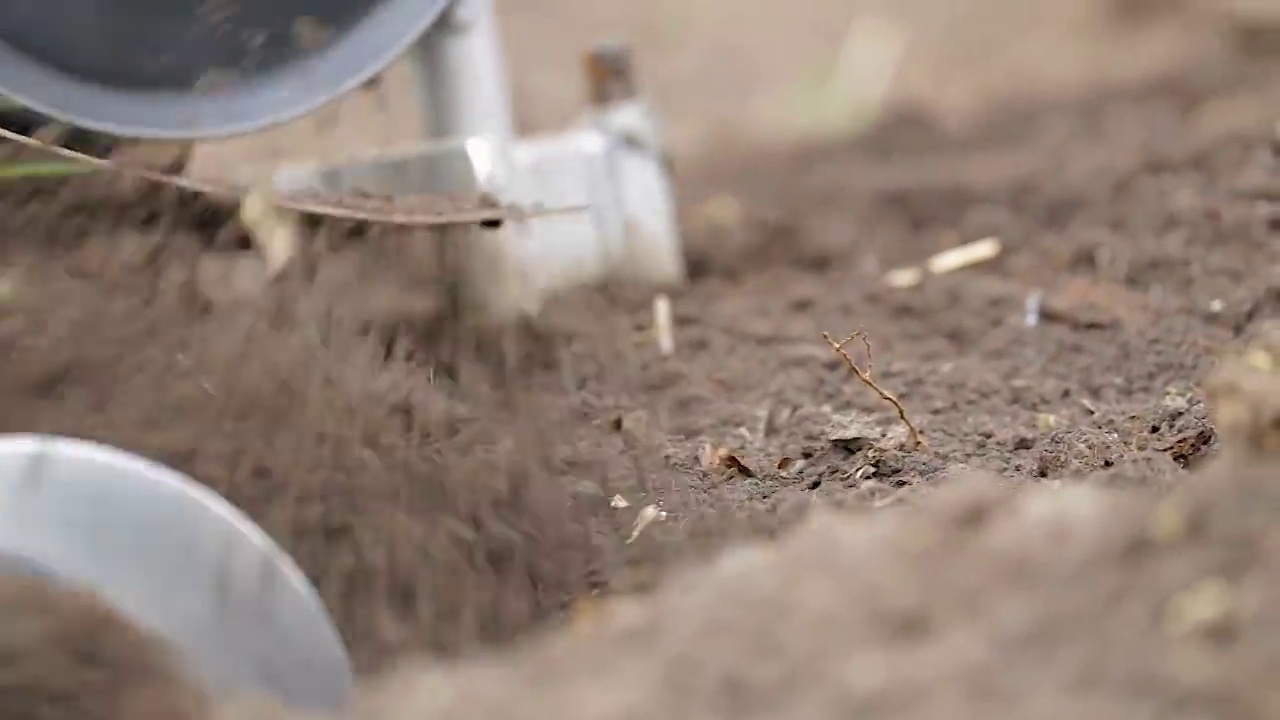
{"left": 884, "top": 237, "right": 1004, "bottom": 289}
{"left": 0, "top": 125, "right": 582, "bottom": 227}
{"left": 652, "top": 294, "right": 676, "bottom": 356}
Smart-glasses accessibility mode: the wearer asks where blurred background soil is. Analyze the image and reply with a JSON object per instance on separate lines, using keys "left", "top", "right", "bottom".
{"left": 188, "top": 0, "right": 1247, "bottom": 179}
{"left": 0, "top": 0, "right": 1278, "bottom": 717}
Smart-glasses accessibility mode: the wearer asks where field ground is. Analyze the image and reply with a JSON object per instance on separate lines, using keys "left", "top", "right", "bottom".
{"left": 0, "top": 0, "right": 1278, "bottom": 718}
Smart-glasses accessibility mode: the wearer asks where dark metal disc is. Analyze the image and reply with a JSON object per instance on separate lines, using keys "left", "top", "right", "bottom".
{"left": 0, "top": 0, "right": 450, "bottom": 139}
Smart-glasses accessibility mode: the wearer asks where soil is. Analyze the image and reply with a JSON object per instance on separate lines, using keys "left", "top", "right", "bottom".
{"left": 357, "top": 454, "right": 1280, "bottom": 720}
{"left": 353, "top": 320, "right": 1280, "bottom": 720}
{"left": 0, "top": 576, "right": 210, "bottom": 720}
{"left": 0, "top": 2, "right": 1278, "bottom": 718}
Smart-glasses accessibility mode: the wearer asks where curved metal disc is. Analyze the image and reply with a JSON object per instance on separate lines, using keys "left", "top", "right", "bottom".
{"left": 0, "top": 0, "right": 451, "bottom": 139}
{"left": 0, "top": 434, "right": 353, "bottom": 713}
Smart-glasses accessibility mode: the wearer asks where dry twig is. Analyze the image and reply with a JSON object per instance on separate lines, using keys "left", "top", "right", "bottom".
{"left": 823, "top": 330, "right": 926, "bottom": 450}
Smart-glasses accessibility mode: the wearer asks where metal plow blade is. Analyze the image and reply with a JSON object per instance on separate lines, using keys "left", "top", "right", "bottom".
{"left": 0, "top": 434, "right": 352, "bottom": 713}
{"left": 0, "top": 0, "right": 451, "bottom": 139}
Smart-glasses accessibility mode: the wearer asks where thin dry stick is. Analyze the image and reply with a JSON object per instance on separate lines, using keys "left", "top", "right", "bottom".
{"left": 851, "top": 329, "right": 873, "bottom": 377}
{"left": 823, "top": 330, "right": 926, "bottom": 450}
{"left": 0, "top": 125, "right": 586, "bottom": 227}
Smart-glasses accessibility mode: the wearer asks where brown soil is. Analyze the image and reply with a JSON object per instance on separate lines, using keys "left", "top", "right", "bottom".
{"left": 0, "top": 576, "right": 210, "bottom": 720}
{"left": 0, "top": 7, "right": 1278, "bottom": 720}
{"left": 0, "top": 174, "right": 629, "bottom": 672}
{"left": 356, "top": 455, "right": 1280, "bottom": 720}
{"left": 352, "top": 319, "right": 1280, "bottom": 720}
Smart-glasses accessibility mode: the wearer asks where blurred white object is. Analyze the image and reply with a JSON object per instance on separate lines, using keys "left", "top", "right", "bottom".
{"left": 273, "top": 0, "right": 685, "bottom": 321}
{"left": 779, "top": 13, "right": 910, "bottom": 140}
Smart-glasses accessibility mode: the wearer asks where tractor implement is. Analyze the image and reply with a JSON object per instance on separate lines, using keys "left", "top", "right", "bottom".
{"left": 0, "top": 0, "right": 685, "bottom": 714}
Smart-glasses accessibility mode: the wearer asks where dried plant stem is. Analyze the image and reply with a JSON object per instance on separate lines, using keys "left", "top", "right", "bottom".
{"left": 0, "top": 161, "right": 95, "bottom": 180}
{"left": 822, "top": 330, "right": 926, "bottom": 450}
{"left": 0, "top": 125, "right": 583, "bottom": 227}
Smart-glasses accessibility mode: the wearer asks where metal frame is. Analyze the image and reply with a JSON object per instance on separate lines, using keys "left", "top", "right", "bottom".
{"left": 272, "top": 0, "right": 686, "bottom": 320}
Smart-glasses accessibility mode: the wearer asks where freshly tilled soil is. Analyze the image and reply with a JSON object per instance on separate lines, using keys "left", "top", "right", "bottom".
{"left": 0, "top": 30, "right": 1276, "bottom": 720}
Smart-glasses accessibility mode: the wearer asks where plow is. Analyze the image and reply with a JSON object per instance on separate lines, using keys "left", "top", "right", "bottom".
{"left": 0, "top": 0, "right": 684, "bottom": 714}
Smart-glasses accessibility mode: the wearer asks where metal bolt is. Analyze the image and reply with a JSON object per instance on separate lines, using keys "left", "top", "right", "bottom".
{"left": 583, "top": 42, "right": 637, "bottom": 107}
